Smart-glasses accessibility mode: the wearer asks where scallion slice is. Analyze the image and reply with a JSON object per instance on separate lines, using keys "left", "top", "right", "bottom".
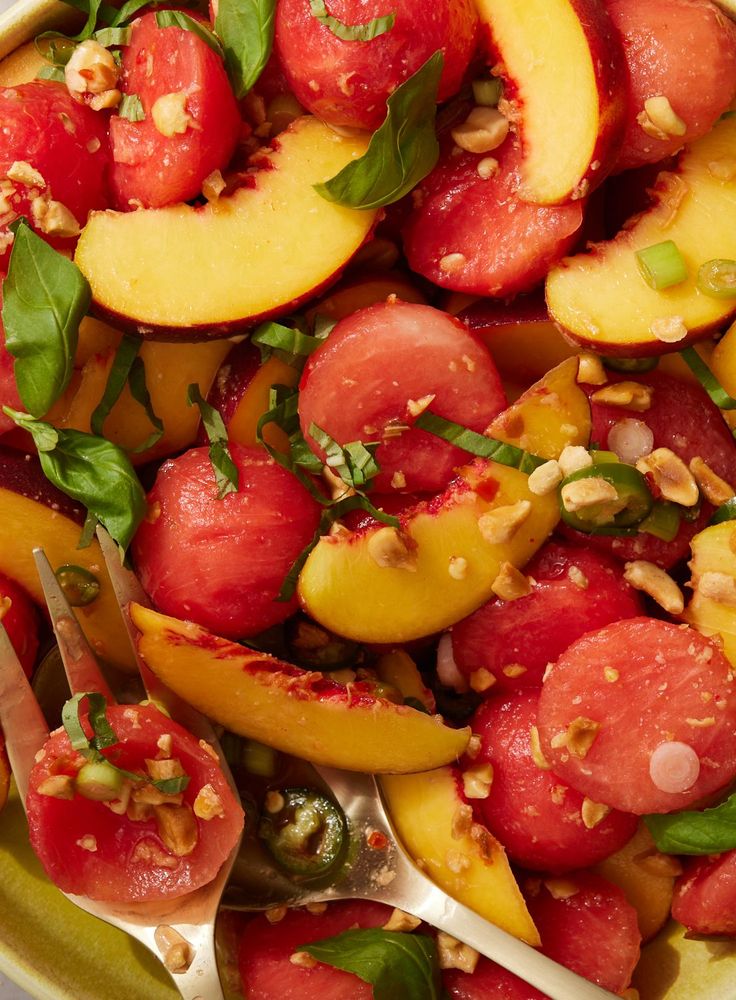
{"left": 635, "top": 240, "right": 688, "bottom": 290}
{"left": 471, "top": 77, "right": 502, "bottom": 107}
{"left": 697, "top": 259, "right": 736, "bottom": 299}
{"left": 679, "top": 347, "right": 736, "bottom": 410}
{"left": 710, "top": 498, "right": 736, "bottom": 525}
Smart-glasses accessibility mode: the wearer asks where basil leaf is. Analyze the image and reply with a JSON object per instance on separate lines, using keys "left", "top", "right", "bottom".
{"left": 90, "top": 334, "right": 141, "bottom": 437}
{"left": 252, "top": 321, "right": 326, "bottom": 365}
{"left": 646, "top": 793, "right": 736, "bottom": 855}
{"left": 314, "top": 50, "right": 443, "bottom": 210}
{"left": 54, "top": 0, "right": 118, "bottom": 29}
{"left": 34, "top": 31, "right": 77, "bottom": 67}
{"left": 127, "top": 356, "right": 165, "bottom": 452}
{"left": 2, "top": 409, "right": 146, "bottom": 550}
{"left": 414, "top": 411, "right": 545, "bottom": 474}
{"left": 679, "top": 346, "right": 736, "bottom": 410}
{"left": 257, "top": 384, "right": 330, "bottom": 504}
{"left": 300, "top": 929, "right": 440, "bottom": 1000}
{"left": 215, "top": 0, "right": 276, "bottom": 98}
{"left": 119, "top": 93, "right": 145, "bottom": 121}
{"left": 308, "top": 0, "right": 394, "bottom": 41}
{"left": 2, "top": 220, "right": 90, "bottom": 418}
{"left": 93, "top": 25, "right": 132, "bottom": 46}
{"left": 309, "top": 422, "right": 379, "bottom": 489}
{"left": 77, "top": 0, "right": 104, "bottom": 41}
{"left": 154, "top": 10, "right": 225, "bottom": 58}
{"left": 186, "top": 384, "right": 239, "bottom": 499}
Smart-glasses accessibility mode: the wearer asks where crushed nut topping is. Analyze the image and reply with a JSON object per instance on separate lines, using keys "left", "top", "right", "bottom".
{"left": 436, "top": 932, "right": 480, "bottom": 974}
{"left": 65, "top": 39, "right": 119, "bottom": 102}
{"left": 567, "top": 565, "right": 588, "bottom": 589}
{"left": 202, "top": 169, "right": 226, "bottom": 201}
{"left": 265, "top": 790, "right": 285, "bottom": 813}
{"left": 154, "top": 803, "right": 198, "bottom": 856}
{"left": 438, "top": 252, "right": 466, "bottom": 274}
{"left": 156, "top": 733, "right": 173, "bottom": 758}
{"left": 476, "top": 156, "right": 499, "bottom": 179}
{"left": 558, "top": 445, "right": 593, "bottom": 477}
{"left": 366, "top": 526, "right": 417, "bottom": 571}
{"left": 451, "top": 106, "right": 509, "bottom": 155}
{"left": 624, "top": 560, "right": 685, "bottom": 614}
{"left": 265, "top": 905, "right": 288, "bottom": 924}
{"left": 529, "top": 726, "right": 551, "bottom": 770}
{"left": 581, "top": 798, "right": 611, "bottom": 830}
{"left": 193, "top": 783, "right": 224, "bottom": 820}
{"left": 469, "top": 667, "right": 496, "bottom": 693}
{"left": 698, "top": 571, "right": 736, "bottom": 607}
{"left": 590, "top": 381, "right": 653, "bottom": 412}
{"left": 37, "top": 774, "right": 75, "bottom": 799}
{"left": 462, "top": 762, "right": 494, "bottom": 800}
{"left": 445, "top": 848, "right": 471, "bottom": 874}
{"left": 642, "top": 95, "right": 687, "bottom": 137}
{"left": 30, "top": 196, "right": 80, "bottom": 237}
{"left": 7, "top": 160, "right": 45, "bottom": 187}
{"left": 528, "top": 459, "right": 563, "bottom": 496}
{"left": 151, "top": 92, "right": 194, "bottom": 138}
{"left": 382, "top": 908, "right": 422, "bottom": 933}
{"left": 560, "top": 477, "right": 622, "bottom": 517}
{"left": 154, "top": 925, "right": 193, "bottom": 973}
{"left": 390, "top": 470, "right": 407, "bottom": 490}
{"left": 290, "top": 951, "right": 318, "bottom": 969}
{"left": 491, "top": 561, "right": 531, "bottom": 601}
{"left": 448, "top": 555, "right": 468, "bottom": 580}
{"left": 407, "top": 393, "right": 436, "bottom": 418}
{"left": 576, "top": 352, "right": 607, "bottom": 386}
{"left": 198, "top": 739, "right": 219, "bottom": 761}
{"left": 544, "top": 878, "right": 580, "bottom": 900}
{"left": 76, "top": 834, "right": 98, "bottom": 852}
{"left": 502, "top": 663, "right": 527, "bottom": 678}
{"left": 478, "top": 499, "right": 532, "bottom": 545}
{"left": 131, "top": 839, "right": 179, "bottom": 869}
{"left": 689, "top": 457, "right": 735, "bottom": 507}
{"left": 636, "top": 447, "right": 699, "bottom": 506}
{"left": 305, "top": 902, "right": 328, "bottom": 915}
{"left": 550, "top": 717, "right": 600, "bottom": 759}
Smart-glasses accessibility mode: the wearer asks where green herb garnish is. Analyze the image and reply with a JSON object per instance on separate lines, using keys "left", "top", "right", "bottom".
{"left": 308, "top": 0, "right": 394, "bottom": 41}
{"left": 215, "top": 0, "right": 276, "bottom": 98}
{"left": 186, "top": 384, "right": 239, "bottom": 499}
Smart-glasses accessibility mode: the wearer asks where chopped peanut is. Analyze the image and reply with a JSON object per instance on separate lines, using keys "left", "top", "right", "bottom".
{"left": 529, "top": 726, "right": 551, "bottom": 770}
{"left": 558, "top": 445, "right": 593, "bottom": 477}
{"left": 436, "top": 932, "right": 480, "bottom": 974}
{"left": 451, "top": 803, "right": 474, "bottom": 839}
{"left": 502, "top": 663, "right": 527, "bottom": 678}
{"left": 290, "top": 951, "right": 318, "bottom": 969}
{"left": 462, "top": 762, "right": 493, "bottom": 799}
{"left": 131, "top": 839, "right": 179, "bottom": 869}
{"left": 636, "top": 447, "right": 699, "bottom": 506}
{"left": 544, "top": 878, "right": 580, "bottom": 900}
{"left": 550, "top": 717, "right": 600, "bottom": 759}
{"left": 698, "top": 571, "right": 736, "bottom": 607}
{"left": 202, "top": 169, "right": 226, "bottom": 201}
{"left": 65, "top": 39, "right": 119, "bottom": 102}
{"left": 451, "top": 106, "right": 509, "bottom": 154}
{"left": 560, "top": 477, "right": 622, "bottom": 517}
{"left": 567, "top": 565, "right": 588, "bottom": 589}
{"left": 76, "top": 834, "right": 98, "bottom": 852}
{"left": 154, "top": 803, "right": 199, "bottom": 856}
{"left": 624, "top": 560, "right": 684, "bottom": 614}
{"left": 439, "top": 252, "right": 466, "bottom": 274}
{"left": 491, "top": 562, "right": 531, "bottom": 601}
{"left": 265, "top": 905, "right": 288, "bottom": 924}
{"left": 643, "top": 95, "right": 687, "bottom": 137}
{"left": 154, "top": 926, "right": 193, "bottom": 973}
{"left": 151, "top": 92, "right": 194, "bottom": 137}
{"left": 528, "top": 459, "right": 563, "bottom": 496}
{"left": 406, "top": 393, "right": 435, "bottom": 417}
{"left": 305, "top": 902, "right": 328, "bottom": 915}
{"left": 478, "top": 500, "right": 531, "bottom": 545}
{"left": 382, "top": 908, "right": 422, "bottom": 932}
{"left": 577, "top": 352, "right": 607, "bottom": 386}
{"left": 689, "top": 457, "right": 735, "bottom": 507}
{"left": 146, "top": 757, "right": 186, "bottom": 782}
{"left": 476, "top": 156, "right": 499, "bottom": 179}
{"left": 30, "top": 197, "right": 80, "bottom": 237}
{"left": 89, "top": 89, "right": 121, "bottom": 111}
{"left": 37, "top": 774, "right": 75, "bottom": 799}
{"left": 581, "top": 798, "right": 611, "bottom": 830}
{"left": 590, "top": 381, "right": 653, "bottom": 412}
{"left": 469, "top": 668, "right": 496, "bottom": 693}
{"left": 448, "top": 555, "right": 468, "bottom": 580}
{"left": 7, "top": 160, "right": 45, "bottom": 187}
{"left": 367, "top": 527, "right": 417, "bottom": 570}
{"left": 193, "top": 783, "right": 225, "bottom": 820}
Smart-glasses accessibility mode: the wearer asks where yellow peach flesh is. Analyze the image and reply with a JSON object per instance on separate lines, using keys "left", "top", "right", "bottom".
{"left": 130, "top": 604, "right": 470, "bottom": 772}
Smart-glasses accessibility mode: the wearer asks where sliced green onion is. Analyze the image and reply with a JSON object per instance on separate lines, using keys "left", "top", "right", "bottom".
{"left": 413, "top": 411, "right": 545, "bottom": 474}
{"left": 559, "top": 463, "right": 653, "bottom": 533}
{"left": 603, "top": 356, "right": 659, "bottom": 374}
{"left": 710, "top": 498, "right": 736, "bottom": 524}
{"left": 638, "top": 501, "right": 681, "bottom": 542}
{"left": 472, "top": 77, "right": 502, "bottom": 107}
{"left": 75, "top": 759, "right": 124, "bottom": 801}
{"left": 697, "top": 259, "right": 736, "bottom": 299}
{"left": 55, "top": 564, "right": 101, "bottom": 607}
{"left": 635, "top": 240, "right": 688, "bottom": 290}
{"left": 259, "top": 787, "right": 346, "bottom": 877}
{"left": 679, "top": 347, "right": 736, "bottom": 410}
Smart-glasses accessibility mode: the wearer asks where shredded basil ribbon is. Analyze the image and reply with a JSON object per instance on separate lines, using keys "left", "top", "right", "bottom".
{"left": 257, "top": 384, "right": 399, "bottom": 600}
{"left": 90, "top": 334, "right": 163, "bottom": 452}
{"left": 301, "top": 929, "right": 440, "bottom": 1000}
{"left": 251, "top": 320, "right": 329, "bottom": 367}
{"left": 308, "top": 0, "right": 395, "bottom": 41}
{"left": 413, "top": 410, "right": 545, "bottom": 474}
{"left": 118, "top": 93, "right": 145, "bottom": 122}
{"left": 309, "top": 422, "right": 380, "bottom": 489}
{"left": 2, "top": 220, "right": 90, "bottom": 418}
{"left": 646, "top": 791, "right": 736, "bottom": 855}
{"left": 186, "top": 384, "right": 239, "bottom": 499}
{"left": 62, "top": 693, "right": 190, "bottom": 794}
{"left": 679, "top": 346, "right": 736, "bottom": 410}
{"left": 315, "top": 50, "right": 443, "bottom": 210}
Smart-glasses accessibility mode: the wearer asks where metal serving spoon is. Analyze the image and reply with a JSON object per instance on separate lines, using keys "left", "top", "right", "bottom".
{"left": 0, "top": 546, "right": 242, "bottom": 1000}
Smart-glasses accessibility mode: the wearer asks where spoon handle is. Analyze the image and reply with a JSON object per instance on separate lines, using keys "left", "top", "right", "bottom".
{"left": 383, "top": 871, "right": 618, "bottom": 1000}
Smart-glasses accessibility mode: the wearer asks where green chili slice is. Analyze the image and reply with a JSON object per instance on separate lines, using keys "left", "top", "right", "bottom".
{"left": 54, "top": 564, "right": 101, "bottom": 606}
{"left": 259, "top": 787, "right": 346, "bottom": 877}
{"left": 697, "top": 259, "right": 736, "bottom": 299}
{"left": 558, "top": 463, "right": 653, "bottom": 533}
{"left": 710, "top": 498, "right": 736, "bottom": 525}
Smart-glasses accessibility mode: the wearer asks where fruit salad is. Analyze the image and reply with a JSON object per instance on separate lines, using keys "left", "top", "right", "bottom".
{"left": 2, "top": 0, "right": 736, "bottom": 996}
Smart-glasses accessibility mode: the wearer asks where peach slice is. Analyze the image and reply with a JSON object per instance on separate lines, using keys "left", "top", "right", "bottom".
{"left": 74, "top": 117, "right": 377, "bottom": 337}
{"left": 381, "top": 768, "right": 539, "bottom": 944}
{"left": 298, "top": 360, "right": 589, "bottom": 642}
{"left": 474, "top": 0, "right": 626, "bottom": 204}
{"left": 0, "top": 450, "right": 134, "bottom": 671}
{"left": 130, "top": 603, "right": 470, "bottom": 772}
{"left": 56, "top": 339, "right": 231, "bottom": 463}
{"left": 682, "top": 521, "right": 736, "bottom": 666}
{"left": 546, "top": 113, "right": 736, "bottom": 355}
